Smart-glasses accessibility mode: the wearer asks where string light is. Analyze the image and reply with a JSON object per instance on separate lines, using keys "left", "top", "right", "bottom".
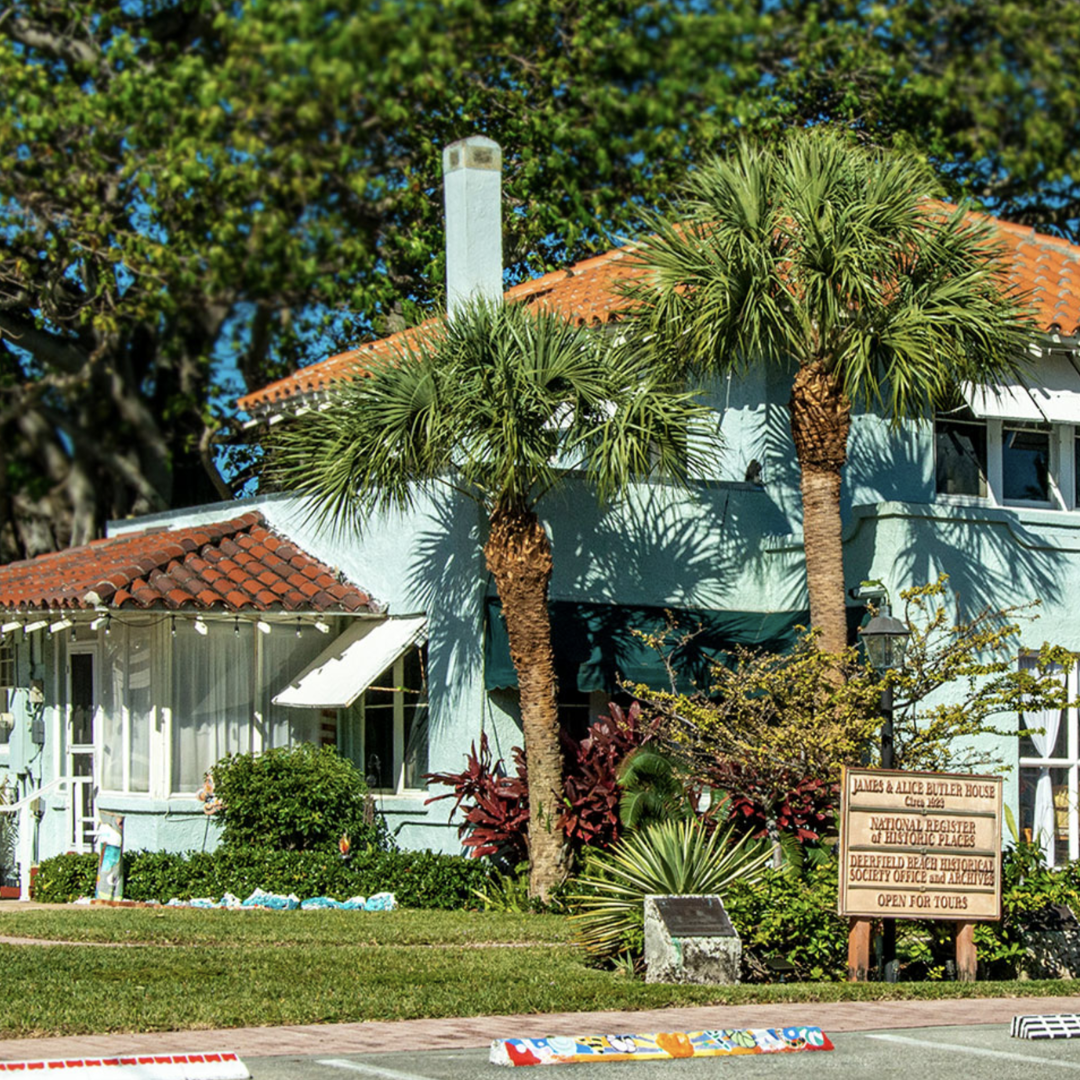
{"left": 296, "top": 618, "right": 303, "bottom": 639}
{"left": 171, "top": 616, "right": 177, "bottom": 638}
{"left": 234, "top": 616, "right": 241, "bottom": 637}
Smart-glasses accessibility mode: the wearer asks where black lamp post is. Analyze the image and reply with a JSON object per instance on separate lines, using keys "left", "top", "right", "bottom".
{"left": 858, "top": 602, "right": 910, "bottom": 982}
{"left": 859, "top": 606, "right": 910, "bottom": 769}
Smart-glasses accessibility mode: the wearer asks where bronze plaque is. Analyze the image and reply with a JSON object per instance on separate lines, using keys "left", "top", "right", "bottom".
{"left": 654, "top": 895, "right": 736, "bottom": 938}
{"left": 838, "top": 767, "right": 1002, "bottom": 922}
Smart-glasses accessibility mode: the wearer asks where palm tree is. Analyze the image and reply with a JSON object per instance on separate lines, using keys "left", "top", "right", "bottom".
{"left": 268, "top": 299, "right": 716, "bottom": 899}
{"left": 625, "top": 128, "right": 1035, "bottom": 654}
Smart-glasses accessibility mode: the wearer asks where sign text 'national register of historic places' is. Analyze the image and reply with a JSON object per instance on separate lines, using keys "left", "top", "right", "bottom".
{"left": 838, "top": 767, "right": 1002, "bottom": 921}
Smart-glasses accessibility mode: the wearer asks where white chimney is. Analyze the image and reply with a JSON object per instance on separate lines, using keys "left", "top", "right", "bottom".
{"left": 443, "top": 136, "right": 503, "bottom": 316}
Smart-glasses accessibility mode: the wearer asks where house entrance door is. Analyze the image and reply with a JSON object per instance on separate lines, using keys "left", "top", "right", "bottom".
{"left": 68, "top": 650, "right": 98, "bottom": 851}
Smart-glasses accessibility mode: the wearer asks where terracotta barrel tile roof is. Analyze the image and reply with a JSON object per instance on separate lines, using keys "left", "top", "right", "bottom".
{"left": 237, "top": 210, "right": 1080, "bottom": 416}
{"left": 0, "top": 512, "right": 374, "bottom": 614}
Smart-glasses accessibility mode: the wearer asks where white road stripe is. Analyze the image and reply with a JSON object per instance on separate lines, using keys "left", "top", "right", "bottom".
{"left": 866, "top": 1032, "right": 1080, "bottom": 1069}
{"left": 316, "top": 1058, "right": 437, "bottom": 1080}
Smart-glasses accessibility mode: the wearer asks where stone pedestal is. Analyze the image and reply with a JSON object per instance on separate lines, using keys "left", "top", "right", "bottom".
{"left": 644, "top": 893, "right": 741, "bottom": 984}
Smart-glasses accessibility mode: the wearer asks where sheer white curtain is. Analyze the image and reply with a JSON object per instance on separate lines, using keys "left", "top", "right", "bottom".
{"left": 1021, "top": 655, "right": 1064, "bottom": 866}
{"left": 98, "top": 625, "right": 151, "bottom": 793}
{"left": 172, "top": 623, "right": 255, "bottom": 792}
{"left": 260, "top": 623, "right": 335, "bottom": 750}
{"left": 127, "top": 629, "right": 151, "bottom": 792}
{"left": 100, "top": 634, "right": 124, "bottom": 791}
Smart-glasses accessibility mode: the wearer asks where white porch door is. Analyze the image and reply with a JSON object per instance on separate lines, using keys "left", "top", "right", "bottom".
{"left": 68, "top": 649, "right": 98, "bottom": 851}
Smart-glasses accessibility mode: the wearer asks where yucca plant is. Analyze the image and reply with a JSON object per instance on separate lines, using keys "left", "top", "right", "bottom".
{"left": 570, "top": 817, "right": 771, "bottom": 957}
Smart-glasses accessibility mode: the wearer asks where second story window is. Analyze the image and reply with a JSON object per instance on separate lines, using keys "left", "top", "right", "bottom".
{"left": 1003, "top": 424, "right": 1051, "bottom": 504}
{"left": 935, "top": 412, "right": 987, "bottom": 498}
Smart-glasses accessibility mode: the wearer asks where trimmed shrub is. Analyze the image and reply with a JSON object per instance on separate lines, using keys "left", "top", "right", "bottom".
{"left": 209, "top": 744, "right": 390, "bottom": 853}
{"left": 723, "top": 860, "right": 849, "bottom": 982}
{"left": 32, "top": 851, "right": 98, "bottom": 905}
{"left": 32, "top": 847, "right": 492, "bottom": 908}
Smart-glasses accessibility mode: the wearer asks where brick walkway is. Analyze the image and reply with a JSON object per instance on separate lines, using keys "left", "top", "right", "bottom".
{"left": 3, "top": 996, "right": 1080, "bottom": 1063}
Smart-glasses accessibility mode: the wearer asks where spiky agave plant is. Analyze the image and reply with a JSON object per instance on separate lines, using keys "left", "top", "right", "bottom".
{"left": 569, "top": 817, "right": 771, "bottom": 957}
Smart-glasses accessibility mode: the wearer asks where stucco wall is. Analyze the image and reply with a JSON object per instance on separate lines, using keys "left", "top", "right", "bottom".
{"left": 7, "top": 367, "right": 1077, "bottom": 868}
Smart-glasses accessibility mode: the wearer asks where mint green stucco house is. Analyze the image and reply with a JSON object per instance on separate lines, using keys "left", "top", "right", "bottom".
{"left": 2, "top": 137, "right": 1079, "bottom": 897}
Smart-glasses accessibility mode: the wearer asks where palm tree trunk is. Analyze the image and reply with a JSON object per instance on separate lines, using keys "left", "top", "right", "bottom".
{"left": 484, "top": 505, "right": 564, "bottom": 901}
{"left": 790, "top": 360, "right": 851, "bottom": 656}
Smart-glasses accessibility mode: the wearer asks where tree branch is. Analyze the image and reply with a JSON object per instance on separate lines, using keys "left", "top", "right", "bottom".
{"left": 0, "top": 313, "right": 89, "bottom": 374}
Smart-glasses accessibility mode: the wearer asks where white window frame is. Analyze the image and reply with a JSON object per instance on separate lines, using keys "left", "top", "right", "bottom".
{"left": 97, "top": 624, "right": 155, "bottom": 798}
{"left": 934, "top": 414, "right": 1076, "bottom": 511}
{"left": 1019, "top": 659, "right": 1080, "bottom": 864}
{"left": 0, "top": 641, "right": 13, "bottom": 750}
{"left": 349, "top": 647, "right": 428, "bottom": 796}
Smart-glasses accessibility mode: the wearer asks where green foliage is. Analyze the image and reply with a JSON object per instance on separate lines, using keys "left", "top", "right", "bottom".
{"left": 724, "top": 861, "right": 850, "bottom": 982}
{"left": 634, "top": 578, "right": 1075, "bottom": 822}
{"left": 5, "top": 1, "right": 1077, "bottom": 548}
{"left": 31, "top": 851, "right": 98, "bottom": 906}
{"left": 972, "top": 834, "right": 1080, "bottom": 977}
{"left": 208, "top": 744, "right": 390, "bottom": 853}
{"left": 570, "top": 818, "right": 772, "bottom": 957}
{"left": 625, "top": 129, "right": 1035, "bottom": 418}
{"left": 632, "top": 628, "right": 882, "bottom": 816}
{"left": 889, "top": 577, "right": 1076, "bottom": 773}
{"left": 32, "top": 848, "right": 491, "bottom": 910}
{"left": 472, "top": 864, "right": 568, "bottom": 915}
{"left": 616, "top": 745, "right": 699, "bottom": 831}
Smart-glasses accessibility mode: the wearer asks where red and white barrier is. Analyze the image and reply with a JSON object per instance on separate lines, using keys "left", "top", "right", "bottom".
{"left": 0, "top": 1052, "right": 249, "bottom": 1080}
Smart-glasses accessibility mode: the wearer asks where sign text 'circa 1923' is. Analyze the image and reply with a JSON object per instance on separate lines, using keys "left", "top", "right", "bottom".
{"left": 838, "top": 767, "right": 1002, "bottom": 921}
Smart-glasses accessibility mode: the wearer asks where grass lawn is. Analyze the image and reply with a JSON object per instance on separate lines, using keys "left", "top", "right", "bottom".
{"left": 2, "top": 906, "right": 1080, "bottom": 1039}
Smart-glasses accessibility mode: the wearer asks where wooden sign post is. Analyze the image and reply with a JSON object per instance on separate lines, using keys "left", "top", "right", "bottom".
{"left": 839, "top": 767, "right": 1002, "bottom": 982}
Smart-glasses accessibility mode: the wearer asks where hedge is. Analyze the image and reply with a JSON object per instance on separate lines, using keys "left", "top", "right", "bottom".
{"left": 32, "top": 847, "right": 493, "bottom": 909}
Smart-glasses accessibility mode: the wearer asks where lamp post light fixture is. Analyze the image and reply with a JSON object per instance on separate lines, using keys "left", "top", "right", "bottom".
{"left": 859, "top": 606, "right": 910, "bottom": 770}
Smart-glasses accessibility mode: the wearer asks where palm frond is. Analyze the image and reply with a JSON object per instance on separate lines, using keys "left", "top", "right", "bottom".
{"left": 266, "top": 298, "right": 721, "bottom": 528}
{"left": 624, "top": 126, "right": 1038, "bottom": 417}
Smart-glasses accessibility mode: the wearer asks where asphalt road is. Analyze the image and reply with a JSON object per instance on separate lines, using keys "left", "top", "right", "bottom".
{"left": 246, "top": 1024, "right": 1080, "bottom": 1080}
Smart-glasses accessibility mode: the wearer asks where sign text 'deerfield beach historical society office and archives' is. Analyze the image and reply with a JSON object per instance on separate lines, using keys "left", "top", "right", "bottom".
{"left": 838, "top": 767, "right": 1003, "bottom": 921}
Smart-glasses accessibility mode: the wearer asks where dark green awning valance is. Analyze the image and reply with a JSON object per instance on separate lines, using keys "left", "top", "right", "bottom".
{"left": 483, "top": 598, "right": 866, "bottom": 694}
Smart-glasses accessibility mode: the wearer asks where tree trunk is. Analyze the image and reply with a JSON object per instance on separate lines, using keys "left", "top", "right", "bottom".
{"left": 483, "top": 505, "right": 564, "bottom": 901}
{"left": 789, "top": 360, "right": 851, "bottom": 656}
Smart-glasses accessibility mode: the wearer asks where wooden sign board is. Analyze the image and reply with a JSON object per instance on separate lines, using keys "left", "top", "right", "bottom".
{"left": 839, "top": 767, "right": 1002, "bottom": 922}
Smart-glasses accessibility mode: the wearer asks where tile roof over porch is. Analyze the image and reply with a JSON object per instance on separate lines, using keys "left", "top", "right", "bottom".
{"left": 0, "top": 511, "right": 375, "bottom": 613}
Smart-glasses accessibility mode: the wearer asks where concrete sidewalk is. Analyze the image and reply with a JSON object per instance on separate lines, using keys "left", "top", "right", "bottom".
{"left": 3, "top": 995, "right": 1080, "bottom": 1063}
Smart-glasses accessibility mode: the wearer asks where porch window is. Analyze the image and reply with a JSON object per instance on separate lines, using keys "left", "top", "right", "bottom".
{"left": 0, "top": 642, "right": 13, "bottom": 745}
{"left": 1018, "top": 654, "right": 1077, "bottom": 866}
{"left": 260, "top": 623, "right": 341, "bottom": 749}
{"left": 172, "top": 623, "right": 256, "bottom": 793}
{"left": 341, "top": 645, "right": 428, "bottom": 793}
{"left": 934, "top": 413, "right": 987, "bottom": 497}
{"left": 100, "top": 625, "right": 151, "bottom": 793}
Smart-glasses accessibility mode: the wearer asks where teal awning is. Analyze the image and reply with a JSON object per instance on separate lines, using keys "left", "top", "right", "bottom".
{"left": 483, "top": 598, "right": 866, "bottom": 694}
